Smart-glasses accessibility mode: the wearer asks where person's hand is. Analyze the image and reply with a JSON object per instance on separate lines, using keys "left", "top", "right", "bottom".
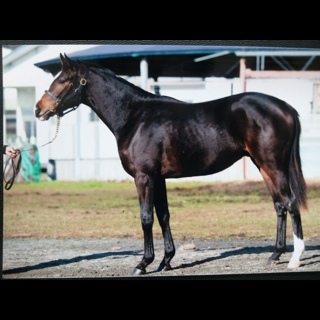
{"left": 5, "top": 146, "right": 19, "bottom": 159}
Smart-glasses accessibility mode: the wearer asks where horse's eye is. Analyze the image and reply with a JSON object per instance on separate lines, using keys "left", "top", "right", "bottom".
{"left": 58, "top": 77, "right": 72, "bottom": 84}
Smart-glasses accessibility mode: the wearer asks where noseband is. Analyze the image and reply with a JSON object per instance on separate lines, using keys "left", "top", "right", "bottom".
{"left": 44, "top": 67, "right": 89, "bottom": 117}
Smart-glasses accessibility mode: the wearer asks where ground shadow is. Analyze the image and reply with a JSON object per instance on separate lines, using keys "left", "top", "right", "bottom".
{"left": 3, "top": 244, "right": 319, "bottom": 276}
{"left": 147, "top": 244, "right": 320, "bottom": 274}
{"left": 2, "top": 250, "right": 143, "bottom": 275}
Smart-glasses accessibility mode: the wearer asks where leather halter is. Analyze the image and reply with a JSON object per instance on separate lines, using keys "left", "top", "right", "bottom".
{"left": 44, "top": 66, "right": 89, "bottom": 117}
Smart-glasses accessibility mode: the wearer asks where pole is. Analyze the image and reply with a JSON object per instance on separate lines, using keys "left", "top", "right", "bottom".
{"left": 140, "top": 58, "right": 148, "bottom": 90}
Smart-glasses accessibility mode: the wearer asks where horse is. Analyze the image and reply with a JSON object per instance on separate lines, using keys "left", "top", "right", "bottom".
{"left": 35, "top": 53, "right": 308, "bottom": 275}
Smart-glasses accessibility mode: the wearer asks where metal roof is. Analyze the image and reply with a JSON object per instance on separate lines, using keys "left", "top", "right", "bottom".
{"left": 34, "top": 45, "right": 320, "bottom": 79}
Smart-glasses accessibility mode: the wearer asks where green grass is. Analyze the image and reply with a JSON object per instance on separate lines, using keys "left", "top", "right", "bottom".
{"left": 3, "top": 179, "right": 320, "bottom": 240}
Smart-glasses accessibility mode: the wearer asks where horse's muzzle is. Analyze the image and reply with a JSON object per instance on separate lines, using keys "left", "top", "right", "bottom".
{"left": 35, "top": 104, "right": 55, "bottom": 121}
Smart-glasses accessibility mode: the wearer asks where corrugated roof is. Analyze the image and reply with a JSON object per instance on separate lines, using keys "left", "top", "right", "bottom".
{"left": 34, "top": 45, "right": 320, "bottom": 79}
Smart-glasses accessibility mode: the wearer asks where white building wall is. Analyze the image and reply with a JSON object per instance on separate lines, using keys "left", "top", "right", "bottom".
{"left": 49, "top": 76, "right": 320, "bottom": 182}
{"left": 246, "top": 78, "right": 320, "bottom": 180}
{"left": 3, "top": 45, "right": 320, "bottom": 182}
{"left": 3, "top": 44, "right": 97, "bottom": 160}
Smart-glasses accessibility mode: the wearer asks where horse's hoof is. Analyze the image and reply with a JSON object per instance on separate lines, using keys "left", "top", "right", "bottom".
{"left": 288, "top": 259, "right": 301, "bottom": 269}
{"left": 131, "top": 267, "right": 146, "bottom": 276}
{"left": 156, "top": 263, "right": 172, "bottom": 272}
{"left": 267, "top": 258, "right": 279, "bottom": 266}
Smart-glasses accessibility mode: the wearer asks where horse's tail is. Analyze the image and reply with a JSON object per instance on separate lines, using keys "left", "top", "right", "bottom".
{"left": 289, "top": 109, "right": 308, "bottom": 210}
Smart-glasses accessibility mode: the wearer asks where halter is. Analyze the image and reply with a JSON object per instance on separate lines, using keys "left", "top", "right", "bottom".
{"left": 44, "top": 66, "right": 89, "bottom": 117}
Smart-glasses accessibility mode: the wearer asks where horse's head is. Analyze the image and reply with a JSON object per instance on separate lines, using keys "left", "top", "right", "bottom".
{"left": 35, "top": 53, "right": 88, "bottom": 121}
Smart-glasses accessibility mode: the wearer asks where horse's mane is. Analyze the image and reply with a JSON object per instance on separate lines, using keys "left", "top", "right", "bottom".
{"left": 78, "top": 59, "right": 154, "bottom": 96}
{"left": 76, "top": 59, "right": 184, "bottom": 103}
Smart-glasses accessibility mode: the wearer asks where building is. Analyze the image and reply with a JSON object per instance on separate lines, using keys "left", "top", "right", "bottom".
{"left": 2, "top": 43, "right": 320, "bottom": 181}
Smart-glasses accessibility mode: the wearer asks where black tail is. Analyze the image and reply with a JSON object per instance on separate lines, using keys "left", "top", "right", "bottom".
{"left": 289, "top": 110, "right": 308, "bottom": 210}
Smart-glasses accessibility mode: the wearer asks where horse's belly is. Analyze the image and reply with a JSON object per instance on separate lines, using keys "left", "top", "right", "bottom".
{"left": 161, "top": 148, "right": 243, "bottom": 178}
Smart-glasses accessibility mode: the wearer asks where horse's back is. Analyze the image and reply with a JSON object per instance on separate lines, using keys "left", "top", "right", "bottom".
{"left": 201, "top": 92, "right": 298, "bottom": 139}
{"left": 154, "top": 92, "right": 298, "bottom": 124}
{"left": 201, "top": 91, "right": 296, "bottom": 115}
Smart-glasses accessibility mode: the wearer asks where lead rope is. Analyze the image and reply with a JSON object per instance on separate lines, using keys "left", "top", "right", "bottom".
{"left": 3, "top": 116, "right": 61, "bottom": 190}
{"left": 38, "top": 115, "right": 61, "bottom": 148}
{"left": 3, "top": 150, "right": 22, "bottom": 190}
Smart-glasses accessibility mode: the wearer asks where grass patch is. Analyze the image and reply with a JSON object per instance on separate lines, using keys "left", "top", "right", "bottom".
{"left": 3, "top": 179, "right": 320, "bottom": 240}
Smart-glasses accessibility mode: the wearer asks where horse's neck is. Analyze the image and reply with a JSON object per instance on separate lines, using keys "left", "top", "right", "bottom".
{"left": 83, "top": 70, "right": 145, "bottom": 138}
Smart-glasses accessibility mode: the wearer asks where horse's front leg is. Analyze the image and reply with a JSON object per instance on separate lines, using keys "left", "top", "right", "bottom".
{"left": 268, "top": 202, "right": 287, "bottom": 265}
{"left": 153, "top": 177, "right": 175, "bottom": 272}
{"left": 132, "top": 174, "right": 155, "bottom": 276}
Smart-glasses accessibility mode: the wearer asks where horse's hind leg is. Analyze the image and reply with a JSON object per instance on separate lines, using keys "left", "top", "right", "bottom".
{"left": 153, "top": 177, "right": 175, "bottom": 272}
{"left": 287, "top": 199, "right": 304, "bottom": 268}
{"left": 260, "top": 169, "right": 304, "bottom": 268}
{"left": 268, "top": 200, "right": 287, "bottom": 265}
{"left": 271, "top": 196, "right": 304, "bottom": 268}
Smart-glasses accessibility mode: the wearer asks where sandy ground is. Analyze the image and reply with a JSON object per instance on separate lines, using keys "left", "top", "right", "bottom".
{"left": 2, "top": 237, "right": 320, "bottom": 280}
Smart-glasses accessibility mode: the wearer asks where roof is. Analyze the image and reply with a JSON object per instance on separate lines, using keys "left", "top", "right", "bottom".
{"left": 34, "top": 45, "right": 320, "bottom": 79}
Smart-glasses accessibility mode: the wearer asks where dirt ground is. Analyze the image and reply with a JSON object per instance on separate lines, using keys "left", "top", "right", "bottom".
{"left": 2, "top": 180, "right": 320, "bottom": 281}
{"left": 2, "top": 237, "right": 320, "bottom": 280}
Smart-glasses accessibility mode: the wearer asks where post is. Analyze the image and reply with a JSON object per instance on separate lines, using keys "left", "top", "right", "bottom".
{"left": 240, "top": 58, "right": 246, "bottom": 93}
{"left": 74, "top": 109, "right": 81, "bottom": 180}
{"left": 140, "top": 58, "right": 148, "bottom": 90}
{"left": 240, "top": 58, "right": 247, "bottom": 180}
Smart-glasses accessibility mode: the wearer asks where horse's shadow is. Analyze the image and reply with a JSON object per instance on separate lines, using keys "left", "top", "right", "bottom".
{"left": 163, "top": 245, "right": 320, "bottom": 273}
{"left": 3, "top": 245, "right": 320, "bottom": 276}
{"left": 2, "top": 250, "right": 142, "bottom": 275}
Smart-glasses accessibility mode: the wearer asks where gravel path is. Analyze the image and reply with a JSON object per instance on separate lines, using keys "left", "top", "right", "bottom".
{"left": 2, "top": 237, "right": 320, "bottom": 280}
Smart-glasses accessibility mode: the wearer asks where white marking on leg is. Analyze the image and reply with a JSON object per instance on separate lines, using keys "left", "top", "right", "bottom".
{"left": 288, "top": 233, "right": 305, "bottom": 268}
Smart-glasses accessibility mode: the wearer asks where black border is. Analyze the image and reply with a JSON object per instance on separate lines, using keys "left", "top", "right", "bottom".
{"left": 1, "top": 40, "right": 320, "bottom": 287}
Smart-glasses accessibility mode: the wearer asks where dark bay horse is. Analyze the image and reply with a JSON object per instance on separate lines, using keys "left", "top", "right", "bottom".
{"left": 35, "top": 53, "right": 308, "bottom": 275}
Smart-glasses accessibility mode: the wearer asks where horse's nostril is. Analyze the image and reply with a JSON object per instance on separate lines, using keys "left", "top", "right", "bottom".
{"left": 35, "top": 105, "right": 40, "bottom": 116}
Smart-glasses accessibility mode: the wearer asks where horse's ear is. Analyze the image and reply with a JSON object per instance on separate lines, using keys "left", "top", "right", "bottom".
{"left": 60, "top": 53, "right": 77, "bottom": 72}
{"left": 60, "top": 53, "right": 68, "bottom": 69}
